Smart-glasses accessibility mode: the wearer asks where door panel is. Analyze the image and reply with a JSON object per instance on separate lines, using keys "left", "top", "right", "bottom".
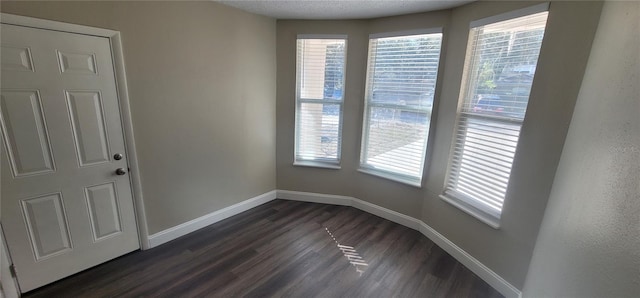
{"left": 85, "top": 182, "right": 122, "bottom": 241}
{"left": 0, "top": 90, "right": 55, "bottom": 177}
{"left": 20, "top": 193, "right": 72, "bottom": 260}
{"left": 65, "top": 90, "right": 110, "bottom": 167}
{"left": 1, "top": 23, "right": 139, "bottom": 292}
{"left": 57, "top": 51, "right": 98, "bottom": 75}
{"left": 0, "top": 46, "right": 34, "bottom": 72}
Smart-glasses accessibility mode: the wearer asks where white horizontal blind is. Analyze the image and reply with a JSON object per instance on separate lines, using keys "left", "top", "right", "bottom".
{"left": 295, "top": 38, "right": 346, "bottom": 164}
{"left": 360, "top": 32, "right": 443, "bottom": 185}
{"left": 445, "top": 11, "right": 549, "bottom": 219}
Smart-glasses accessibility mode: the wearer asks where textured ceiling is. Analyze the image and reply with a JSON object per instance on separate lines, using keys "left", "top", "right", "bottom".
{"left": 215, "top": 0, "right": 474, "bottom": 20}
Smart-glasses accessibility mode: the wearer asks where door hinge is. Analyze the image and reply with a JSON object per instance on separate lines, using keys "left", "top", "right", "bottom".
{"left": 9, "top": 264, "right": 16, "bottom": 277}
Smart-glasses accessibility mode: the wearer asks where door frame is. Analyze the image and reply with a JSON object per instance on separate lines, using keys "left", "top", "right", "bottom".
{"left": 1, "top": 225, "right": 20, "bottom": 297}
{"left": 0, "top": 13, "right": 151, "bottom": 250}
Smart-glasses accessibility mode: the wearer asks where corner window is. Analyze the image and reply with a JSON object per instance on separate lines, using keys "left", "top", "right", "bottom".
{"left": 295, "top": 36, "right": 347, "bottom": 168}
{"left": 442, "top": 4, "right": 549, "bottom": 227}
{"left": 359, "top": 30, "right": 443, "bottom": 186}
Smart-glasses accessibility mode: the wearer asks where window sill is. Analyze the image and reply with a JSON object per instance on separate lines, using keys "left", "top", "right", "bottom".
{"left": 357, "top": 168, "right": 422, "bottom": 188}
{"left": 439, "top": 194, "right": 501, "bottom": 229}
{"left": 293, "top": 161, "right": 341, "bottom": 170}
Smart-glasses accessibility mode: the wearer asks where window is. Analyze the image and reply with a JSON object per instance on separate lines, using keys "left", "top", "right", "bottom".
{"left": 295, "top": 36, "right": 347, "bottom": 167}
{"left": 442, "top": 4, "right": 549, "bottom": 226}
{"left": 359, "top": 30, "right": 443, "bottom": 186}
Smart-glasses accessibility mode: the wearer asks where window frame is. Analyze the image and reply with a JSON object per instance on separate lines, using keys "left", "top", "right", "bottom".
{"left": 359, "top": 28, "right": 444, "bottom": 187}
{"left": 294, "top": 34, "right": 348, "bottom": 169}
{"left": 442, "top": 3, "right": 550, "bottom": 228}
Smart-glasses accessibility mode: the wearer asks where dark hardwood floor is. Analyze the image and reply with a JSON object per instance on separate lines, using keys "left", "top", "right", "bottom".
{"left": 25, "top": 199, "right": 504, "bottom": 298}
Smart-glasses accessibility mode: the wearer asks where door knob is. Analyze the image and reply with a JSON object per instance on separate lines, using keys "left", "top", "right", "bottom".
{"left": 115, "top": 168, "right": 127, "bottom": 175}
{"left": 114, "top": 153, "right": 123, "bottom": 160}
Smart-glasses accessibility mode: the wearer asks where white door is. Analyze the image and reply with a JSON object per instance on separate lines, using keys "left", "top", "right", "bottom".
{"left": 0, "top": 23, "right": 139, "bottom": 292}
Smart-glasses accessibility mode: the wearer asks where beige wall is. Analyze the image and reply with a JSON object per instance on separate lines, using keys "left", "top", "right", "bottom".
{"left": 523, "top": 1, "right": 640, "bottom": 296}
{"left": 1, "top": 1, "right": 277, "bottom": 235}
{"left": 276, "top": 1, "right": 602, "bottom": 289}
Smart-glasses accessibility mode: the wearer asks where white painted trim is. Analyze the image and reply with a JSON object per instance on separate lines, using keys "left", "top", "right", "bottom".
{"left": 0, "top": 226, "right": 20, "bottom": 298}
{"left": 297, "top": 34, "right": 348, "bottom": 39}
{"left": 417, "top": 221, "right": 520, "bottom": 298}
{"left": 370, "top": 27, "right": 443, "bottom": 39}
{"left": 0, "top": 13, "right": 116, "bottom": 36}
{"left": 147, "top": 191, "right": 278, "bottom": 248}
{"left": 276, "top": 190, "right": 521, "bottom": 298}
{"left": 293, "top": 161, "right": 341, "bottom": 170}
{"left": 440, "top": 194, "right": 501, "bottom": 229}
{"left": 469, "top": 2, "right": 549, "bottom": 28}
{"left": 357, "top": 168, "right": 422, "bottom": 188}
{"left": 1, "top": 13, "right": 151, "bottom": 250}
{"left": 277, "top": 190, "right": 351, "bottom": 206}
{"left": 351, "top": 197, "right": 421, "bottom": 230}
{"left": 109, "top": 33, "right": 150, "bottom": 250}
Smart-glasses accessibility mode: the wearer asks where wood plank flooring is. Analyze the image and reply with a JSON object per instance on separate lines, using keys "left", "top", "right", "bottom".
{"left": 24, "top": 199, "right": 504, "bottom": 298}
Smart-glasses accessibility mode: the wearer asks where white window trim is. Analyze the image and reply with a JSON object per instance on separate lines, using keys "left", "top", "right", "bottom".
{"left": 297, "top": 34, "right": 348, "bottom": 39}
{"left": 293, "top": 160, "right": 341, "bottom": 170}
{"left": 369, "top": 27, "right": 442, "bottom": 39}
{"left": 294, "top": 36, "right": 348, "bottom": 168}
{"left": 440, "top": 194, "right": 501, "bottom": 229}
{"left": 442, "top": 4, "right": 549, "bottom": 227}
{"left": 358, "top": 29, "right": 443, "bottom": 187}
{"left": 358, "top": 168, "right": 422, "bottom": 188}
{"left": 469, "top": 2, "right": 549, "bottom": 28}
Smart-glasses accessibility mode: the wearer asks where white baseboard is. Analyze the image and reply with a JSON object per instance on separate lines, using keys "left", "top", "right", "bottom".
{"left": 276, "top": 189, "right": 521, "bottom": 298}
{"left": 351, "top": 197, "right": 421, "bottom": 230}
{"left": 147, "top": 190, "right": 277, "bottom": 248}
{"left": 276, "top": 190, "right": 352, "bottom": 206}
{"left": 417, "top": 222, "right": 521, "bottom": 298}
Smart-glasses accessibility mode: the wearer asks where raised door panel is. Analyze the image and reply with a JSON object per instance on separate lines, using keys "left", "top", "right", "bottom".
{"left": 0, "top": 90, "right": 55, "bottom": 177}
{"left": 57, "top": 51, "right": 97, "bottom": 75}
{"left": 1, "top": 46, "right": 35, "bottom": 72}
{"left": 65, "top": 91, "right": 110, "bottom": 167}
{"left": 21, "top": 193, "right": 73, "bottom": 261}
{"left": 85, "top": 182, "right": 122, "bottom": 241}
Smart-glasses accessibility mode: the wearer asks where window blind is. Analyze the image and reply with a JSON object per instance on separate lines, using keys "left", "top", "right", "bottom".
{"left": 444, "top": 10, "right": 549, "bottom": 221}
{"left": 360, "top": 31, "right": 443, "bottom": 186}
{"left": 295, "top": 37, "right": 346, "bottom": 165}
